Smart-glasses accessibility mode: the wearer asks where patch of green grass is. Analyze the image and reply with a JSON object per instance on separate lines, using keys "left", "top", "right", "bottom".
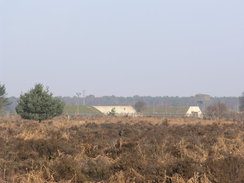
{"left": 63, "top": 105, "right": 103, "bottom": 116}
{"left": 143, "top": 106, "right": 189, "bottom": 116}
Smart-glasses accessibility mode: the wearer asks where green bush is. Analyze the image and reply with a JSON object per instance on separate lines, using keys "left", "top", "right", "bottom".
{"left": 16, "top": 84, "right": 64, "bottom": 122}
{"left": 108, "top": 108, "right": 116, "bottom": 116}
{"left": 0, "top": 84, "right": 9, "bottom": 114}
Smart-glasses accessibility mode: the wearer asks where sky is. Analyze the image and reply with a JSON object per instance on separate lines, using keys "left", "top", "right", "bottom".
{"left": 0, "top": 0, "right": 244, "bottom": 97}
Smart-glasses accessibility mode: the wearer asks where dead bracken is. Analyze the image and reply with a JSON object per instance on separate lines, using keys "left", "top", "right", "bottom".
{"left": 0, "top": 116, "right": 244, "bottom": 183}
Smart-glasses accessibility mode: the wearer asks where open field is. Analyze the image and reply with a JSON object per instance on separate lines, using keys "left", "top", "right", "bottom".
{"left": 63, "top": 105, "right": 103, "bottom": 116}
{"left": 0, "top": 116, "right": 244, "bottom": 183}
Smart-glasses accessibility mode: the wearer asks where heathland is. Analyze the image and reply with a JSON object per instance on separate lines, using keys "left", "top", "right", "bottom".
{"left": 0, "top": 116, "right": 244, "bottom": 183}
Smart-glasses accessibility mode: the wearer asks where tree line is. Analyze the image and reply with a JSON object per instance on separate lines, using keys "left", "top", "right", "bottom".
{"left": 7, "top": 94, "right": 239, "bottom": 113}
{"left": 0, "top": 83, "right": 244, "bottom": 122}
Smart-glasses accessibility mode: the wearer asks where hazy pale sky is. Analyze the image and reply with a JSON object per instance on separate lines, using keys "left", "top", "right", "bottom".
{"left": 0, "top": 0, "right": 243, "bottom": 97}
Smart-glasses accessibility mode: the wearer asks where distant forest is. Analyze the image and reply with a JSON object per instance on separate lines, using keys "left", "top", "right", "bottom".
{"left": 7, "top": 95, "right": 239, "bottom": 114}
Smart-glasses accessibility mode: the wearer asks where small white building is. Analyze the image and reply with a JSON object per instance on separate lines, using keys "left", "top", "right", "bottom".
{"left": 185, "top": 106, "right": 203, "bottom": 118}
{"left": 93, "top": 106, "right": 137, "bottom": 116}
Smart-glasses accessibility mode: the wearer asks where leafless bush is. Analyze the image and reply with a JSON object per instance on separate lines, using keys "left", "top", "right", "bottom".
{"left": 205, "top": 102, "right": 228, "bottom": 120}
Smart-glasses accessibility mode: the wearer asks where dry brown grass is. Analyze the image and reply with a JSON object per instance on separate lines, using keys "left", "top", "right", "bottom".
{"left": 0, "top": 116, "right": 244, "bottom": 183}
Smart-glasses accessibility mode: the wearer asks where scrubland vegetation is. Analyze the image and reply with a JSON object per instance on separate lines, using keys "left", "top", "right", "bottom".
{"left": 0, "top": 116, "right": 244, "bottom": 183}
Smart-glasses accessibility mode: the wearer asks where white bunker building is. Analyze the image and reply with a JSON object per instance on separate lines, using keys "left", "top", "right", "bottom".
{"left": 93, "top": 106, "right": 137, "bottom": 116}
{"left": 185, "top": 106, "right": 203, "bottom": 118}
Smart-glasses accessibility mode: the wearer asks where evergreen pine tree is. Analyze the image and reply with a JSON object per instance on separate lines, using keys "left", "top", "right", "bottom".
{"left": 0, "top": 84, "right": 9, "bottom": 113}
{"left": 16, "top": 84, "right": 64, "bottom": 122}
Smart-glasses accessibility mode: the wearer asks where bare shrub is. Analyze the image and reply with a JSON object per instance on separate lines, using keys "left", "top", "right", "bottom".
{"left": 205, "top": 102, "right": 228, "bottom": 120}
{"left": 134, "top": 101, "right": 146, "bottom": 113}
